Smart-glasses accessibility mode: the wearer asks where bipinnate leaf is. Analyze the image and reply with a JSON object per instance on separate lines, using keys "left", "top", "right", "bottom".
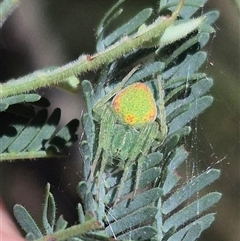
{"left": 0, "top": 99, "right": 79, "bottom": 161}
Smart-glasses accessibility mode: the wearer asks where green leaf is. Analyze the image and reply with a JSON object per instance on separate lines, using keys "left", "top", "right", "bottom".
{"left": 118, "top": 226, "right": 157, "bottom": 241}
{"left": 56, "top": 75, "right": 80, "bottom": 93}
{"left": 164, "top": 51, "right": 207, "bottom": 80}
{"left": 104, "top": 8, "right": 153, "bottom": 46}
{"left": 159, "top": 17, "right": 204, "bottom": 47}
{"left": 13, "top": 204, "right": 43, "bottom": 239}
{"left": 84, "top": 192, "right": 96, "bottom": 218}
{"left": 169, "top": 95, "right": 213, "bottom": 134}
{"left": 55, "top": 215, "right": 68, "bottom": 231}
{"left": 167, "top": 213, "right": 215, "bottom": 241}
{"left": 26, "top": 108, "right": 61, "bottom": 151}
{"left": 163, "top": 192, "right": 222, "bottom": 232}
{"left": 181, "top": 223, "right": 202, "bottom": 241}
{"left": 104, "top": 154, "right": 162, "bottom": 203}
{"left": 107, "top": 188, "right": 163, "bottom": 222}
{"left": 42, "top": 183, "right": 56, "bottom": 235}
{"left": 77, "top": 203, "right": 85, "bottom": 224}
{"left": 8, "top": 109, "right": 48, "bottom": 153}
{"left": 162, "top": 169, "right": 220, "bottom": 214}
{"left": 0, "top": 99, "right": 79, "bottom": 161}
{"left": 127, "top": 62, "right": 165, "bottom": 85}
{"left": 69, "top": 238, "right": 84, "bottom": 241}
{"left": 25, "top": 233, "right": 36, "bottom": 241}
{"left": 200, "top": 11, "right": 220, "bottom": 33}
{"left": 161, "top": 147, "right": 188, "bottom": 191}
{"left": 77, "top": 181, "right": 89, "bottom": 199}
{"left": 159, "top": 0, "right": 207, "bottom": 17}
{"left": 166, "top": 76, "right": 213, "bottom": 117}
{"left": 0, "top": 94, "right": 41, "bottom": 112}
{"left": 179, "top": 0, "right": 208, "bottom": 18}
{"left": 80, "top": 80, "right": 95, "bottom": 165}
{"left": 45, "top": 118, "right": 79, "bottom": 152}
{"left": 106, "top": 207, "right": 158, "bottom": 237}
{"left": 81, "top": 113, "right": 95, "bottom": 160}
{"left": 96, "top": 0, "right": 126, "bottom": 38}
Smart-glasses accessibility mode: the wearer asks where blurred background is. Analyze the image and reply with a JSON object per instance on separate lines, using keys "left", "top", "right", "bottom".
{"left": 0, "top": 1, "right": 239, "bottom": 240}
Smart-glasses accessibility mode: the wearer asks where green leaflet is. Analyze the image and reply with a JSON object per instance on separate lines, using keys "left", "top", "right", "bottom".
{"left": 0, "top": 94, "right": 41, "bottom": 112}
{"left": 151, "top": 147, "right": 221, "bottom": 241}
{"left": 55, "top": 215, "right": 68, "bottom": 232}
{"left": 103, "top": 8, "right": 153, "bottom": 46}
{"left": 106, "top": 188, "right": 163, "bottom": 222}
{"left": 159, "top": 17, "right": 204, "bottom": 47}
{"left": 13, "top": 205, "right": 43, "bottom": 240}
{"left": 163, "top": 192, "right": 222, "bottom": 233}
{"left": 162, "top": 169, "right": 221, "bottom": 214}
{"left": 168, "top": 95, "right": 213, "bottom": 134}
{"left": 106, "top": 207, "right": 158, "bottom": 237}
{"left": 0, "top": 99, "right": 79, "bottom": 161}
{"left": 42, "top": 184, "right": 56, "bottom": 235}
{"left": 118, "top": 226, "right": 157, "bottom": 241}
{"left": 104, "top": 152, "right": 162, "bottom": 203}
{"left": 166, "top": 214, "right": 215, "bottom": 241}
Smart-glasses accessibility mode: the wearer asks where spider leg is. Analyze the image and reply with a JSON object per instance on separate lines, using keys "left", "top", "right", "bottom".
{"left": 113, "top": 122, "right": 159, "bottom": 206}
{"left": 133, "top": 123, "right": 159, "bottom": 197}
{"left": 128, "top": 77, "right": 167, "bottom": 202}
{"left": 156, "top": 75, "right": 168, "bottom": 142}
{"left": 96, "top": 150, "right": 111, "bottom": 201}
{"left": 90, "top": 106, "right": 116, "bottom": 182}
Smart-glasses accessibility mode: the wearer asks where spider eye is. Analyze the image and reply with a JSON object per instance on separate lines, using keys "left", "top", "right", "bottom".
{"left": 112, "top": 82, "right": 157, "bottom": 126}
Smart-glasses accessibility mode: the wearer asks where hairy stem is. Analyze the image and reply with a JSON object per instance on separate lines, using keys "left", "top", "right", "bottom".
{"left": 0, "top": 0, "right": 184, "bottom": 99}
{"left": 35, "top": 219, "right": 102, "bottom": 241}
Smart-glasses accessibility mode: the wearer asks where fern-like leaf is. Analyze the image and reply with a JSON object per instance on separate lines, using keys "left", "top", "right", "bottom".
{"left": 0, "top": 96, "right": 79, "bottom": 161}
{"left": 11, "top": 1, "right": 221, "bottom": 241}
{"left": 78, "top": 1, "right": 221, "bottom": 240}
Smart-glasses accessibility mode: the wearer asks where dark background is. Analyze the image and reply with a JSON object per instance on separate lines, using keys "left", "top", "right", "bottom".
{"left": 0, "top": 1, "right": 239, "bottom": 240}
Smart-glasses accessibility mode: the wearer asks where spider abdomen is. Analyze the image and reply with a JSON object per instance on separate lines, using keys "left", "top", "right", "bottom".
{"left": 112, "top": 82, "right": 157, "bottom": 127}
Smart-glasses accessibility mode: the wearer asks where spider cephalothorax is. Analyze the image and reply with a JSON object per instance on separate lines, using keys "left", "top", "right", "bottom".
{"left": 90, "top": 67, "right": 167, "bottom": 206}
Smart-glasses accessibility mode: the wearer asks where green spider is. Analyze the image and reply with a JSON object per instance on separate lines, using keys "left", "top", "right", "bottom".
{"left": 90, "top": 67, "right": 167, "bottom": 206}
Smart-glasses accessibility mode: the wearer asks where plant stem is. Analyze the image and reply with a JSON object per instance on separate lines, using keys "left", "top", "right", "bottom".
{"left": 0, "top": 0, "right": 184, "bottom": 99}
{"left": 35, "top": 219, "right": 102, "bottom": 241}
